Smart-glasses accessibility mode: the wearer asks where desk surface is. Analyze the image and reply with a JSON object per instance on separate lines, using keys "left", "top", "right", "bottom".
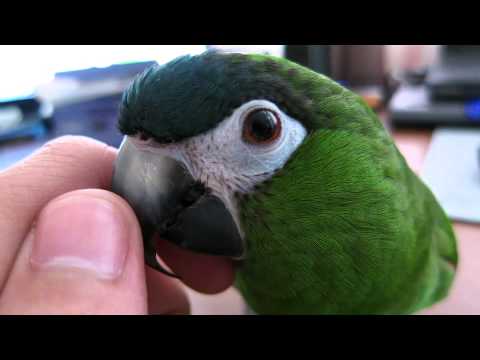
{"left": 394, "top": 130, "right": 480, "bottom": 315}
{"left": 187, "top": 129, "right": 480, "bottom": 315}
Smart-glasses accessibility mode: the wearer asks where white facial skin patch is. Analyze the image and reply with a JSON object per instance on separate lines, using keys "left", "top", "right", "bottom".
{"left": 130, "top": 99, "right": 307, "bottom": 233}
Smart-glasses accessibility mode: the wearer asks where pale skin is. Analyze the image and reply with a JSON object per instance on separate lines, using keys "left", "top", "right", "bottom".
{"left": 0, "top": 136, "right": 235, "bottom": 315}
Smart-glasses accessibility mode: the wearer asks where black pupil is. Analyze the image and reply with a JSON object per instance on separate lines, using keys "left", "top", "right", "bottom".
{"left": 248, "top": 110, "right": 277, "bottom": 142}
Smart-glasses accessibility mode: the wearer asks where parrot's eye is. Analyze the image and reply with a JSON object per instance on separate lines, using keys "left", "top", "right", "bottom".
{"left": 243, "top": 109, "right": 282, "bottom": 145}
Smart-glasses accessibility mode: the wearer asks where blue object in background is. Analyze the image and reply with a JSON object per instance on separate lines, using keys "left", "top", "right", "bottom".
{"left": 465, "top": 99, "right": 480, "bottom": 121}
{"left": 0, "top": 97, "right": 53, "bottom": 143}
{"left": 0, "top": 120, "right": 48, "bottom": 143}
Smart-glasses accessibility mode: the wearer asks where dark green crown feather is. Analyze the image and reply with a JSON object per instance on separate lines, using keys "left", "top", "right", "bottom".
{"left": 119, "top": 51, "right": 325, "bottom": 143}
{"left": 118, "top": 50, "right": 381, "bottom": 144}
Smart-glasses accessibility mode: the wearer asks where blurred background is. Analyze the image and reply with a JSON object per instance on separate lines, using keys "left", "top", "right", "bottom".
{"left": 0, "top": 45, "right": 446, "bottom": 168}
{"left": 0, "top": 45, "right": 479, "bottom": 314}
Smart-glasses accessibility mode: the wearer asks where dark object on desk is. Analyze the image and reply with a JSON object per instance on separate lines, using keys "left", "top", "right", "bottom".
{"left": 51, "top": 93, "right": 124, "bottom": 147}
{"left": 0, "top": 93, "right": 124, "bottom": 171}
{"left": 0, "top": 62, "right": 152, "bottom": 170}
{"left": 404, "top": 67, "right": 429, "bottom": 86}
{"left": 389, "top": 85, "right": 480, "bottom": 129}
{"left": 47, "top": 62, "right": 155, "bottom": 147}
{"left": 390, "top": 45, "right": 480, "bottom": 129}
{"left": 0, "top": 97, "right": 53, "bottom": 144}
{"left": 426, "top": 46, "right": 480, "bottom": 101}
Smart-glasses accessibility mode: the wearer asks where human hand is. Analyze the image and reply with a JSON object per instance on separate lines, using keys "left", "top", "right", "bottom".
{"left": 0, "top": 136, "right": 234, "bottom": 314}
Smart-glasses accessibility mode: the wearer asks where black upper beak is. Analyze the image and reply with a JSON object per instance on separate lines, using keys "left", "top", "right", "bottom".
{"left": 111, "top": 137, "right": 244, "bottom": 274}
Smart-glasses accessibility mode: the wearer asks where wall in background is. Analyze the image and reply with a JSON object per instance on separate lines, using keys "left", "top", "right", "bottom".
{"left": 0, "top": 45, "right": 207, "bottom": 102}
{"left": 330, "top": 45, "right": 385, "bottom": 86}
{"left": 385, "top": 45, "right": 440, "bottom": 76}
{"left": 331, "top": 45, "right": 441, "bottom": 85}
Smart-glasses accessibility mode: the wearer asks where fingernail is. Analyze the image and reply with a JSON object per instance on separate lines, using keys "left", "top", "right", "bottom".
{"left": 30, "top": 195, "right": 129, "bottom": 279}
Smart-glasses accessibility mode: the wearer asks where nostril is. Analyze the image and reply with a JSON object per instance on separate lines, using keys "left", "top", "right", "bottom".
{"left": 139, "top": 132, "right": 151, "bottom": 141}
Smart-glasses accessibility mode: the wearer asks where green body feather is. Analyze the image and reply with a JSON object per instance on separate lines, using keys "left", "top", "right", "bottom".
{"left": 234, "top": 55, "right": 457, "bottom": 314}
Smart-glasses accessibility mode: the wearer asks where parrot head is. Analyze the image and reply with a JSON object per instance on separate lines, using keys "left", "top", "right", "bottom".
{"left": 112, "top": 50, "right": 457, "bottom": 314}
{"left": 113, "top": 50, "right": 317, "bottom": 264}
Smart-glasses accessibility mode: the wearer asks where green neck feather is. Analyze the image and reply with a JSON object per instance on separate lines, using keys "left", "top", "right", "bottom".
{"left": 235, "top": 87, "right": 456, "bottom": 314}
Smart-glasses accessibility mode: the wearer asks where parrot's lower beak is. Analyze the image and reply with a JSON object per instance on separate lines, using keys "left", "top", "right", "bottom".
{"left": 111, "top": 137, "right": 244, "bottom": 276}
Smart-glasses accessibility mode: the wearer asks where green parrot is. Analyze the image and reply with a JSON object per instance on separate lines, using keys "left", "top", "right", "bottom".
{"left": 111, "top": 50, "right": 458, "bottom": 314}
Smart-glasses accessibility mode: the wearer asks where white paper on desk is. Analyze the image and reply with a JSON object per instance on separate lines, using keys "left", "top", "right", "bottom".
{"left": 421, "top": 127, "right": 480, "bottom": 224}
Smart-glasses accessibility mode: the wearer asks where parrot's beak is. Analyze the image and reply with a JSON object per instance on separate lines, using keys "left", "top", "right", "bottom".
{"left": 111, "top": 137, "right": 244, "bottom": 275}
